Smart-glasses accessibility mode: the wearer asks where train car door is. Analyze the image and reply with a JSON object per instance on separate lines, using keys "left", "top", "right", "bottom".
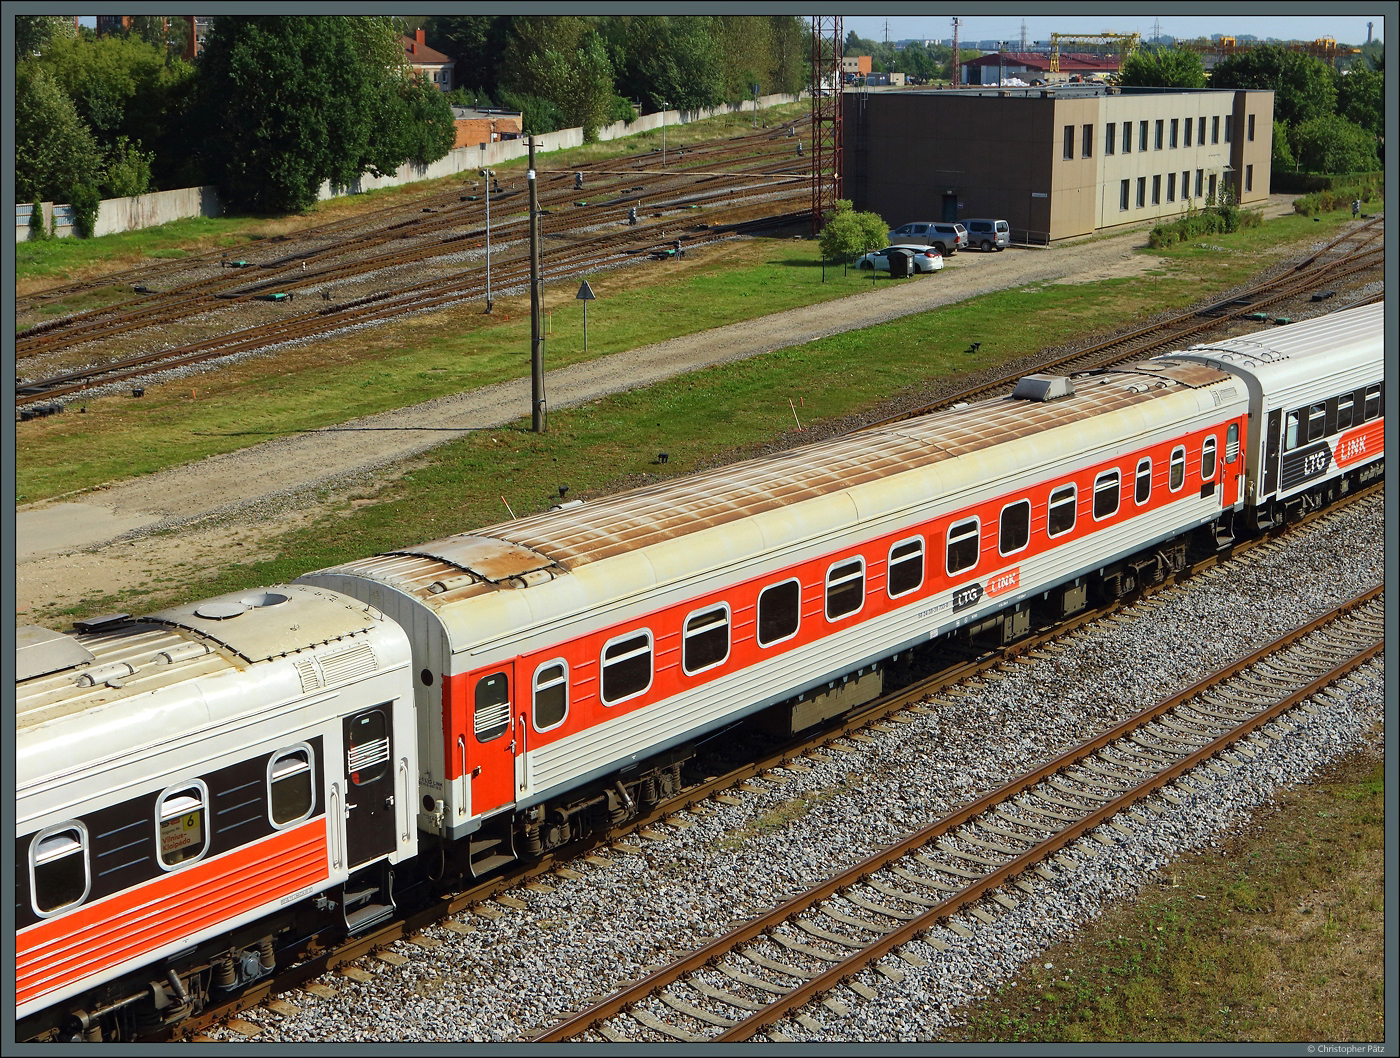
{"left": 343, "top": 705, "right": 396, "bottom": 868}
{"left": 468, "top": 666, "right": 518, "bottom": 818}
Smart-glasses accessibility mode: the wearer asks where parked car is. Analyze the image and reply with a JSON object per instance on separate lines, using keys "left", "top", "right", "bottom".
{"left": 964, "top": 218, "right": 1010, "bottom": 251}
{"left": 885, "top": 221, "right": 967, "bottom": 256}
{"left": 855, "top": 245, "right": 944, "bottom": 274}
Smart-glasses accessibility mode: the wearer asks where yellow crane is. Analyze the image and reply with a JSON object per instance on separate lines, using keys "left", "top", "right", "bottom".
{"left": 1048, "top": 31, "right": 1141, "bottom": 72}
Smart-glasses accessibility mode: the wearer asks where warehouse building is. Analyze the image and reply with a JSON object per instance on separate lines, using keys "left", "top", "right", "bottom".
{"left": 843, "top": 85, "right": 1274, "bottom": 243}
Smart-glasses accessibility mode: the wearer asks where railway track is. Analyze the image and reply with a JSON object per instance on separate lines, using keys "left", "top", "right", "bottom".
{"left": 531, "top": 584, "right": 1383, "bottom": 1042}
{"left": 151, "top": 484, "right": 1379, "bottom": 1044}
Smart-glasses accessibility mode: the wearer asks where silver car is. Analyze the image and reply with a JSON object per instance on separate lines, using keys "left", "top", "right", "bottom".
{"left": 886, "top": 221, "right": 967, "bottom": 256}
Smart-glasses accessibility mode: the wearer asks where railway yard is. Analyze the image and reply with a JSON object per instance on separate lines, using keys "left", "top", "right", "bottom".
{"left": 14, "top": 109, "right": 1387, "bottom": 1045}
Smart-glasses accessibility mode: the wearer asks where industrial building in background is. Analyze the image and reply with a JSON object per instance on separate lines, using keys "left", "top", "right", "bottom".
{"left": 843, "top": 84, "right": 1273, "bottom": 244}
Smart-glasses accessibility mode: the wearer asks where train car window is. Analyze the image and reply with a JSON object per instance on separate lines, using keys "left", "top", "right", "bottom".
{"left": 1225, "top": 423, "right": 1240, "bottom": 463}
{"left": 532, "top": 661, "right": 568, "bottom": 731}
{"left": 1336, "top": 393, "right": 1355, "bottom": 432}
{"left": 1306, "top": 403, "right": 1326, "bottom": 443}
{"left": 1169, "top": 447, "right": 1186, "bottom": 491}
{"left": 682, "top": 606, "right": 730, "bottom": 674}
{"left": 157, "top": 782, "right": 210, "bottom": 868}
{"left": 1135, "top": 458, "right": 1152, "bottom": 505}
{"left": 1093, "top": 470, "right": 1121, "bottom": 520}
{"left": 1047, "top": 485, "right": 1076, "bottom": 537}
{"left": 1284, "top": 409, "right": 1301, "bottom": 451}
{"left": 887, "top": 537, "right": 924, "bottom": 598}
{"left": 757, "top": 580, "right": 800, "bottom": 647}
{"left": 1364, "top": 383, "right": 1381, "bottom": 421}
{"left": 998, "top": 500, "right": 1031, "bottom": 555}
{"left": 268, "top": 746, "right": 315, "bottom": 826}
{"left": 825, "top": 558, "right": 865, "bottom": 620}
{"left": 30, "top": 824, "right": 90, "bottom": 915}
{"left": 348, "top": 709, "right": 391, "bottom": 784}
{"left": 946, "top": 518, "right": 980, "bottom": 575}
{"left": 1201, "top": 437, "right": 1218, "bottom": 480}
{"left": 601, "top": 631, "right": 653, "bottom": 705}
{"left": 473, "top": 674, "right": 510, "bottom": 742}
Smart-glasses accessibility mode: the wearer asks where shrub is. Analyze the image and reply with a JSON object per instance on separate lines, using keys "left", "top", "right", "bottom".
{"left": 28, "top": 198, "right": 48, "bottom": 241}
{"left": 68, "top": 181, "right": 101, "bottom": 238}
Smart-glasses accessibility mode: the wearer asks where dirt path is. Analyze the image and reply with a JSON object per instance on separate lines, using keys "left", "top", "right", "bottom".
{"left": 14, "top": 201, "right": 1299, "bottom": 618}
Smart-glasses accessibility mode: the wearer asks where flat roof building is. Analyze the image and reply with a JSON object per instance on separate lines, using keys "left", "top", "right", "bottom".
{"left": 843, "top": 86, "right": 1273, "bottom": 243}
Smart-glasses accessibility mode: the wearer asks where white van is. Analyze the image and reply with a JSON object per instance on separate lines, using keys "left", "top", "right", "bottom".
{"left": 964, "top": 218, "right": 1010, "bottom": 251}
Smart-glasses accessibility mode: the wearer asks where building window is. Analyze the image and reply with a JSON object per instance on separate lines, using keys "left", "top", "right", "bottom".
{"left": 1082, "top": 123, "right": 1093, "bottom": 158}
{"left": 825, "top": 558, "right": 865, "bottom": 620}
{"left": 474, "top": 673, "right": 509, "bottom": 741}
{"left": 1063, "top": 125, "right": 1074, "bottom": 160}
{"left": 887, "top": 537, "right": 924, "bottom": 598}
{"left": 158, "top": 783, "right": 209, "bottom": 868}
{"left": 682, "top": 606, "right": 729, "bottom": 674}
{"left": 1208, "top": 172, "right": 1217, "bottom": 202}
{"left": 269, "top": 747, "right": 315, "bottom": 827}
{"left": 1211, "top": 115, "right": 1220, "bottom": 143}
{"left": 1154, "top": 119, "right": 1164, "bottom": 149}
{"left": 946, "top": 517, "right": 980, "bottom": 575}
{"left": 1247, "top": 113, "right": 1256, "bottom": 141}
{"left": 1167, "top": 172, "right": 1177, "bottom": 202}
{"left": 1138, "top": 120, "right": 1148, "bottom": 151}
{"left": 1245, "top": 165, "right": 1253, "bottom": 192}
{"left": 1106, "top": 122, "right": 1116, "bottom": 154}
{"left": 1152, "top": 174, "right": 1161, "bottom": 205}
{"left": 757, "top": 580, "right": 800, "bottom": 647}
{"left": 1196, "top": 169, "right": 1205, "bottom": 198}
{"left": 1120, "top": 179, "right": 1130, "bottom": 211}
{"left": 1224, "top": 114, "right": 1233, "bottom": 141}
{"left": 1136, "top": 177, "right": 1146, "bottom": 208}
{"left": 1093, "top": 470, "right": 1121, "bottom": 520}
{"left": 1182, "top": 170, "right": 1191, "bottom": 200}
{"left": 1047, "top": 484, "right": 1076, "bottom": 537}
{"left": 1198, "top": 116, "right": 1206, "bottom": 145}
{"left": 1122, "top": 121, "right": 1132, "bottom": 153}
{"left": 1170, "top": 118, "right": 1179, "bottom": 148}
{"left": 1184, "top": 116, "right": 1193, "bottom": 147}
{"left": 532, "top": 661, "right": 568, "bottom": 730}
{"left": 31, "top": 825, "right": 90, "bottom": 915}
{"left": 601, "top": 631, "right": 652, "bottom": 705}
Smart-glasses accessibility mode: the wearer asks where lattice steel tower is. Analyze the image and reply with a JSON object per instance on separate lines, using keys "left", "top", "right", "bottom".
{"left": 809, "top": 16, "right": 842, "bottom": 233}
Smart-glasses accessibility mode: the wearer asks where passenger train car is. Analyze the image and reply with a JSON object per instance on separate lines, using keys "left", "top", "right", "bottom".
{"left": 15, "top": 302, "right": 1383, "bottom": 1040}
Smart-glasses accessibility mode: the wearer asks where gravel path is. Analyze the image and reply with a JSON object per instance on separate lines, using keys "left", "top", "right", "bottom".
{"left": 195, "top": 493, "right": 1383, "bottom": 1043}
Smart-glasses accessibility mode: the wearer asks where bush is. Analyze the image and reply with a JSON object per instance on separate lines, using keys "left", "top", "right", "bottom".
{"left": 28, "top": 198, "right": 48, "bottom": 241}
{"left": 1147, "top": 194, "right": 1261, "bottom": 248}
{"left": 1289, "top": 173, "right": 1384, "bottom": 216}
{"left": 68, "top": 181, "right": 101, "bottom": 238}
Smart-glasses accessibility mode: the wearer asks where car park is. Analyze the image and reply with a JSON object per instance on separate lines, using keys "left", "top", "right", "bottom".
{"left": 885, "top": 221, "right": 967, "bottom": 256}
{"left": 855, "top": 245, "right": 944, "bottom": 274}
{"left": 964, "top": 218, "right": 1010, "bottom": 251}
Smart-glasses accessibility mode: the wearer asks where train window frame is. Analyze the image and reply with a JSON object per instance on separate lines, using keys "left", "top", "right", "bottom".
{"left": 1336, "top": 392, "right": 1355, "bottom": 432}
{"left": 268, "top": 744, "right": 316, "bottom": 828}
{"left": 473, "top": 673, "right": 510, "bottom": 743}
{"left": 825, "top": 557, "right": 866, "bottom": 621}
{"left": 1225, "top": 422, "right": 1240, "bottom": 463}
{"left": 756, "top": 579, "right": 801, "bottom": 648}
{"left": 1046, "top": 484, "right": 1076, "bottom": 538}
{"left": 887, "top": 536, "right": 925, "bottom": 599}
{"left": 1201, "top": 436, "right": 1218, "bottom": 481}
{"left": 600, "top": 630, "right": 653, "bottom": 706}
{"left": 946, "top": 517, "right": 980, "bottom": 576}
{"left": 1284, "top": 409, "right": 1301, "bottom": 451}
{"left": 1363, "top": 383, "right": 1381, "bottom": 421}
{"left": 1134, "top": 458, "right": 1152, "bottom": 506}
{"left": 155, "top": 780, "right": 211, "bottom": 870}
{"left": 30, "top": 821, "right": 91, "bottom": 917}
{"left": 1306, "top": 403, "right": 1326, "bottom": 443}
{"left": 531, "top": 660, "right": 569, "bottom": 732}
{"left": 1169, "top": 447, "right": 1186, "bottom": 491}
{"left": 1092, "top": 470, "right": 1121, "bottom": 521}
{"left": 682, "top": 604, "right": 731, "bottom": 675}
{"left": 998, "top": 499, "right": 1031, "bottom": 556}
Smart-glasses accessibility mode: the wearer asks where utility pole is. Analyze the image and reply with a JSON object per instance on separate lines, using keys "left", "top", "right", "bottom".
{"left": 951, "top": 18, "right": 961, "bottom": 88}
{"left": 528, "top": 138, "right": 545, "bottom": 433}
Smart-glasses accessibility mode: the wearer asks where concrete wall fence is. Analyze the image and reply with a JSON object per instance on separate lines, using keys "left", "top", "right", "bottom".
{"left": 17, "top": 93, "right": 802, "bottom": 241}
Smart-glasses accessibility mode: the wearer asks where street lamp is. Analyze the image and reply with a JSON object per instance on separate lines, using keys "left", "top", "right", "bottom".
{"left": 998, "top": 42, "right": 1006, "bottom": 87}
{"left": 478, "top": 149, "right": 494, "bottom": 313}
{"left": 659, "top": 100, "right": 670, "bottom": 169}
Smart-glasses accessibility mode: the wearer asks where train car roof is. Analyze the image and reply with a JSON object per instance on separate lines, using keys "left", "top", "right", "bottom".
{"left": 308, "top": 358, "right": 1230, "bottom": 609}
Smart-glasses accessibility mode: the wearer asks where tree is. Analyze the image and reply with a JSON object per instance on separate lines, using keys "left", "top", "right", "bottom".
{"left": 1211, "top": 44, "right": 1336, "bottom": 126}
{"left": 610, "top": 17, "right": 724, "bottom": 112}
{"left": 518, "top": 30, "right": 616, "bottom": 141}
{"left": 15, "top": 61, "right": 103, "bottom": 205}
{"left": 421, "top": 15, "right": 510, "bottom": 96}
{"left": 103, "top": 135, "right": 155, "bottom": 198}
{"left": 15, "top": 14, "right": 74, "bottom": 58}
{"left": 1290, "top": 114, "right": 1380, "bottom": 173}
{"left": 1272, "top": 119, "right": 1296, "bottom": 170}
{"left": 197, "top": 16, "right": 454, "bottom": 213}
{"left": 1335, "top": 61, "right": 1383, "bottom": 139}
{"left": 1116, "top": 46, "right": 1206, "bottom": 88}
{"left": 818, "top": 200, "right": 887, "bottom": 266}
